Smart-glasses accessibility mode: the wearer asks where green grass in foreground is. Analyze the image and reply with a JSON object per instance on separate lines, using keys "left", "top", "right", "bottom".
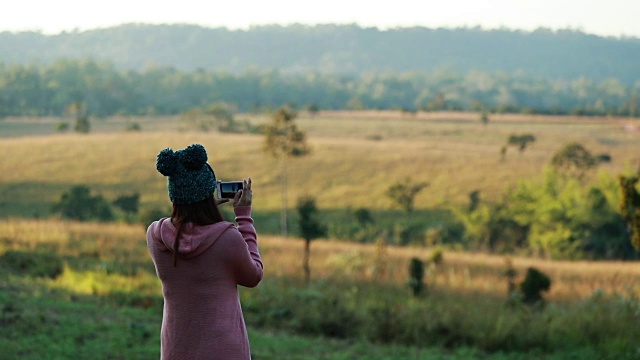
{"left": 0, "top": 274, "right": 632, "bottom": 360}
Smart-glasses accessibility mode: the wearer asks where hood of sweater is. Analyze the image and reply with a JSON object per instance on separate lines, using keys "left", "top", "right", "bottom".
{"left": 148, "top": 218, "right": 235, "bottom": 259}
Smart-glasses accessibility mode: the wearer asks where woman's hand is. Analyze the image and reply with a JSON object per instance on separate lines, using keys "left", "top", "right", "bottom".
{"left": 214, "top": 198, "right": 230, "bottom": 206}
{"left": 233, "top": 177, "right": 252, "bottom": 207}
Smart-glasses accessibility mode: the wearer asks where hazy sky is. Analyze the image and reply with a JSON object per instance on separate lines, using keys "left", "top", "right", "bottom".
{"left": 1, "top": 0, "right": 638, "bottom": 38}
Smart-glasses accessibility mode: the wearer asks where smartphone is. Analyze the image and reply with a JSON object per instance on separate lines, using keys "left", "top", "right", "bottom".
{"left": 216, "top": 181, "right": 243, "bottom": 199}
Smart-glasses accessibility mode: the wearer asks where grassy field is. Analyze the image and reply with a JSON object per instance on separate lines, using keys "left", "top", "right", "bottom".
{"left": 2, "top": 111, "right": 640, "bottom": 358}
{"left": 1, "top": 218, "right": 639, "bottom": 359}
{"left": 2, "top": 111, "right": 639, "bottom": 217}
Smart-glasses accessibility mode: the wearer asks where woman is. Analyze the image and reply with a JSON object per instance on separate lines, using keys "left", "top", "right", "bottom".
{"left": 146, "top": 144, "right": 263, "bottom": 360}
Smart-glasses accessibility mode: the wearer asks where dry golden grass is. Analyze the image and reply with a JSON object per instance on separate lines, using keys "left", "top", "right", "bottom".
{"left": 2, "top": 218, "right": 639, "bottom": 304}
{"left": 2, "top": 111, "right": 639, "bottom": 302}
{"left": 259, "top": 235, "right": 640, "bottom": 303}
{"left": 2, "top": 111, "right": 638, "bottom": 215}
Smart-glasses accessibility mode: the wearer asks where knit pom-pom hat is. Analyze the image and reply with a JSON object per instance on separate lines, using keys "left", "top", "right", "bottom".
{"left": 156, "top": 144, "right": 217, "bottom": 204}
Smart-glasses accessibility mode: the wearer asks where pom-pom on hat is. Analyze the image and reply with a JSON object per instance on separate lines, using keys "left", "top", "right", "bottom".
{"left": 156, "top": 144, "right": 217, "bottom": 204}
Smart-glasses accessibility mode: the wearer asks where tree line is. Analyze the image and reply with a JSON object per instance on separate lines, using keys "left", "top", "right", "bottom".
{"left": 1, "top": 59, "right": 639, "bottom": 118}
{"left": 3, "top": 24, "right": 640, "bottom": 82}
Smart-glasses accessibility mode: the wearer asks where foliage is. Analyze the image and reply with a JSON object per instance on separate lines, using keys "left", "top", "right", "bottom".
{"left": 618, "top": 175, "right": 640, "bottom": 250}
{"left": 124, "top": 122, "right": 141, "bottom": 131}
{"left": 518, "top": 267, "right": 551, "bottom": 306}
{"left": 264, "top": 106, "right": 311, "bottom": 236}
{"left": 52, "top": 185, "right": 114, "bottom": 222}
{"left": 354, "top": 208, "right": 374, "bottom": 226}
{"left": 181, "top": 102, "right": 254, "bottom": 133}
{"left": 297, "top": 196, "right": 327, "bottom": 283}
{"left": 74, "top": 114, "right": 91, "bottom": 133}
{"left": 550, "top": 142, "right": 598, "bottom": 179}
{"left": 454, "top": 169, "right": 634, "bottom": 259}
{"left": 429, "top": 248, "right": 444, "bottom": 265}
{"left": 451, "top": 203, "right": 529, "bottom": 253}
{"left": 408, "top": 258, "right": 425, "bottom": 296}
{"left": 112, "top": 193, "right": 140, "bottom": 215}
{"left": 1, "top": 55, "right": 639, "bottom": 119}
{"left": 263, "top": 106, "right": 310, "bottom": 158}
{"left": 297, "top": 197, "right": 327, "bottom": 242}
{"left": 507, "top": 170, "right": 632, "bottom": 259}
{"left": 386, "top": 178, "right": 428, "bottom": 213}
{"left": 55, "top": 122, "right": 69, "bottom": 132}
{"left": 506, "top": 134, "right": 536, "bottom": 153}
{"left": 3, "top": 218, "right": 640, "bottom": 358}
{"left": 0, "top": 250, "right": 63, "bottom": 278}
{"left": 70, "top": 103, "right": 91, "bottom": 134}
{"left": 480, "top": 111, "right": 489, "bottom": 125}
{"left": 468, "top": 190, "right": 480, "bottom": 211}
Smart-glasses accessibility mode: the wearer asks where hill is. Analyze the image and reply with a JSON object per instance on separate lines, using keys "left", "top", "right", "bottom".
{"left": 2, "top": 24, "right": 640, "bottom": 83}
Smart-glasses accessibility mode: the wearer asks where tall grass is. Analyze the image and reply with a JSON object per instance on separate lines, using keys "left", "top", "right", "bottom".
{"left": 1, "top": 219, "right": 640, "bottom": 358}
{"left": 2, "top": 111, "right": 640, "bottom": 358}
{"left": 2, "top": 112, "right": 638, "bottom": 219}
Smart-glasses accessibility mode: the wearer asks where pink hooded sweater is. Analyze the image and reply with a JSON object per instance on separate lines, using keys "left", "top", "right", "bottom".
{"left": 146, "top": 206, "right": 263, "bottom": 360}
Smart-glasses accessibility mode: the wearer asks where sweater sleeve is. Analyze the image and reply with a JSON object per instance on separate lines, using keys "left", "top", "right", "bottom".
{"left": 231, "top": 206, "right": 263, "bottom": 287}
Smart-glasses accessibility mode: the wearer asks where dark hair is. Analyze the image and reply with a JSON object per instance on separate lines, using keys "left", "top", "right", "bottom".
{"left": 171, "top": 196, "right": 225, "bottom": 266}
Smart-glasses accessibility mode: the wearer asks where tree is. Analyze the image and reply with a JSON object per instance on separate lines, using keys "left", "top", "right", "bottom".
{"left": 55, "top": 122, "right": 69, "bottom": 132}
{"left": 550, "top": 142, "right": 597, "bottom": 180}
{"left": 519, "top": 267, "right": 551, "bottom": 307}
{"left": 480, "top": 111, "right": 489, "bottom": 126}
{"left": 112, "top": 193, "right": 140, "bottom": 214}
{"left": 306, "top": 102, "right": 320, "bottom": 117}
{"left": 354, "top": 208, "right": 374, "bottom": 226}
{"left": 408, "top": 258, "right": 425, "bottom": 296}
{"left": 618, "top": 175, "right": 640, "bottom": 250}
{"left": 386, "top": 178, "right": 428, "bottom": 214}
{"left": 507, "top": 134, "right": 536, "bottom": 154}
{"left": 263, "top": 106, "right": 311, "bottom": 236}
{"left": 297, "top": 196, "right": 327, "bottom": 283}
{"left": 67, "top": 102, "right": 91, "bottom": 134}
{"left": 52, "top": 185, "right": 114, "bottom": 222}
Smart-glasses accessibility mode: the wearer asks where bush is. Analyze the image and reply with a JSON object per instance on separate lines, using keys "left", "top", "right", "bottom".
{"left": 519, "top": 267, "right": 551, "bottom": 306}
{"left": 55, "top": 122, "right": 69, "bottom": 132}
{"left": 52, "top": 185, "right": 114, "bottom": 222}
{"left": 1, "top": 250, "right": 64, "bottom": 278}
{"left": 408, "top": 258, "right": 425, "bottom": 296}
{"left": 112, "top": 193, "right": 140, "bottom": 214}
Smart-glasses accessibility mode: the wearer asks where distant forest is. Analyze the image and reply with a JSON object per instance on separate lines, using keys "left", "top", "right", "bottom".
{"left": 0, "top": 24, "right": 639, "bottom": 117}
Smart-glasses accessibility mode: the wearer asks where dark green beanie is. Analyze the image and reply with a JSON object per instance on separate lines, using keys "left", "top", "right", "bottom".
{"left": 156, "top": 144, "right": 217, "bottom": 205}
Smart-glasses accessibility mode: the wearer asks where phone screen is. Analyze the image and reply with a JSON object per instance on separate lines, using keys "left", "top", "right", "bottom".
{"left": 219, "top": 181, "right": 243, "bottom": 199}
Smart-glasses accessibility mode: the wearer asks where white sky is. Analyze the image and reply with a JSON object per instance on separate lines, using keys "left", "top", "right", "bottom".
{"left": 1, "top": 0, "right": 639, "bottom": 38}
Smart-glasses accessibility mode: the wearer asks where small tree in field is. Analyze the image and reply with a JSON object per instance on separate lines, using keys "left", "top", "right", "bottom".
{"left": 519, "top": 267, "right": 551, "bottom": 307}
{"left": 264, "top": 106, "right": 311, "bottom": 236}
{"left": 67, "top": 102, "right": 90, "bottom": 134}
{"left": 507, "top": 134, "right": 536, "bottom": 154}
{"left": 386, "top": 178, "right": 428, "bottom": 214}
{"left": 480, "top": 111, "right": 489, "bottom": 126}
{"left": 550, "top": 142, "right": 598, "bottom": 180}
{"left": 408, "top": 257, "right": 425, "bottom": 296}
{"left": 618, "top": 175, "right": 640, "bottom": 250}
{"left": 52, "top": 185, "right": 113, "bottom": 222}
{"left": 297, "top": 196, "right": 327, "bottom": 283}
{"left": 112, "top": 193, "right": 140, "bottom": 215}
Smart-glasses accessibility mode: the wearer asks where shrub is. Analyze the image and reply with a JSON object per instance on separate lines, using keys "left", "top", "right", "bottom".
{"left": 52, "top": 185, "right": 114, "bottom": 222}
{"left": 519, "top": 267, "right": 551, "bottom": 306}
{"left": 125, "top": 122, "right": 141, "bottom": 131}
{"left": 1, "top": 250, "right": 64, "bottom": 278}
{"left": 408, "top": 257, "right": 425, "bottom": 296}
{"left": 112, "top": 193, "right": 140, "bottom": 214}
{"left": 55, "top": 122, "right": 69, "bottom": 132}
{"left": 354, "top": 208, "right": 374, "bottom": 226}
